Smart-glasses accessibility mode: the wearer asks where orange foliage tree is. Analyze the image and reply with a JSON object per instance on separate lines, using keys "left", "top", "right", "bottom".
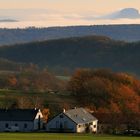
{"left": 68, "top": 69, "right": 140, "bottom": 113}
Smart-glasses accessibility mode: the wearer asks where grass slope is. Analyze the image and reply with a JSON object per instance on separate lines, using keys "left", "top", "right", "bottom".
{"left": 0, "top": 133, "right": 139, "bottom": 140}
{"left": 0, "top": 89, "right": 77, "bottom": 111}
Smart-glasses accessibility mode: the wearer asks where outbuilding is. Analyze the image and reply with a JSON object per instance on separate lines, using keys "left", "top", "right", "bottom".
{"left": 46, "top": 107, "right": 98, "bottom": 133}
{"left": 0, "top": 109, "right": 43, "bottom": 132}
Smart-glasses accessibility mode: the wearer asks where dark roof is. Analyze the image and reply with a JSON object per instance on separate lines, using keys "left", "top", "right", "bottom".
{"left": 0, "top": 109, "right": 39, "bottom": 121}
{"left": 64, "top": 108, "right": 98, "bottom": 124}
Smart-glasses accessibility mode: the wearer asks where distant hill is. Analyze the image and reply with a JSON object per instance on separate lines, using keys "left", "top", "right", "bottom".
{"left": 0, "top": 24, "right": 140, "bottom": 46}
{"left": 0, "top": 36, "right": 140, "bottom": 75}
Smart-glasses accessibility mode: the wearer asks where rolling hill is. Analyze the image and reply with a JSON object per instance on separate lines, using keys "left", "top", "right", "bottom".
{"left": 0, "top": 36, "right": 140, "bottom": 75}
{"left": 0, "top": 24, "right": 140, "bottom": 46}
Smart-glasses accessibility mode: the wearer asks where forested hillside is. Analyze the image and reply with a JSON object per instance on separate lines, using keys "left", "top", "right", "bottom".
{"left": 0, "top": 24, "right": 140, "bottom": 46}
{"left": 0, "top": 36, "right": 140, "bottom": 75}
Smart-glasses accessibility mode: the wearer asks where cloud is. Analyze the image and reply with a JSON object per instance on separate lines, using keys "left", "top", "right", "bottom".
{"left": 0, "top": 8, "right": 140, "bottom": 28}
{"left": 0, "top": 19, "right": 18, "bottom": 22}
{"left": 97, "top": 8, "right": 140, "bottom": 20}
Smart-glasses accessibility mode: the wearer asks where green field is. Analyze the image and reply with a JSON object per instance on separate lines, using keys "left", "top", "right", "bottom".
{"left": 0, "top": 133, "right": 139, "bottom": 140}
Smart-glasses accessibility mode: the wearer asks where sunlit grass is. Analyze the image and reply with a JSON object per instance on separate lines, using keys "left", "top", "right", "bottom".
{"left": 0, "top": 133, "right": 139, "bottom": 140}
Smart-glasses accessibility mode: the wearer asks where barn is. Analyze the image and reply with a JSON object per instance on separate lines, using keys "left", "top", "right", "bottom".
{"left": 0, "top": 109, "right": 43, "bottom": 132}
{"left": 46, "top": 108, "right": 98, "bottom": 133}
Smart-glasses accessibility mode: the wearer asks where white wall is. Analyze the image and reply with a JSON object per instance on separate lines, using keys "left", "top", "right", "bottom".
{"left": 0, "top": 121, "right": 34, "bottom": 132}
{"left": 76, "top": 120, "right": 98, "bottom": 133}
{"left": 90, "top": 120, "right": 98, "bottom": 133}
{"left": 34, "top": 109, "right": 44, "bottom": 130}
{"left": 77, "top": 124, "right": 86, "bottom": 133}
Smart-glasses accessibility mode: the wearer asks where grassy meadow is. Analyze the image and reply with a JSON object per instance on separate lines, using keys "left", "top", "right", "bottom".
{"left": 0, "top": 133, "right": 139, "bottom": 140}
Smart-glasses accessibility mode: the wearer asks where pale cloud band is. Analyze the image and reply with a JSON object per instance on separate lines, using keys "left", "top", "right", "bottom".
{"left": 0, "top": 0, "right": 140, "bottom": 28}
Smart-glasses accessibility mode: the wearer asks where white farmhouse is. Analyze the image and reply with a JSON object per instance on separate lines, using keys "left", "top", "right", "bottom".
{"left": 0, "top": 109, "right": 43, "bottom": 132}
{"left": 46, "top": 108, "right": 98, "bottom": 133}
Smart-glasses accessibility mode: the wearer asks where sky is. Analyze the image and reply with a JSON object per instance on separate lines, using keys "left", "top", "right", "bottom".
{"left": 0, "top": 0, "right": 140, "bottom": 28}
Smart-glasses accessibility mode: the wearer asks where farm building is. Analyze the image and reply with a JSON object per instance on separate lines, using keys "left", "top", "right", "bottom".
{"left": 0, "top": 109, "right": 43, "bottom": 132}
{"left": 46, "top": 107, "right": 98, "bottom": 133}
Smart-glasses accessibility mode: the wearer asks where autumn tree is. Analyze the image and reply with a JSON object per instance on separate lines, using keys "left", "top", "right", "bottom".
{"left": 42, "top": 108, "right": 50, "bottom": 122}
{"left": 68, "top": 69, "right": 140, "bottom": 113}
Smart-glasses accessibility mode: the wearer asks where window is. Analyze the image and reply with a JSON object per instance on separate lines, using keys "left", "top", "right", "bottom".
{"left": 59, "top": 115, "right": 64, "bottom": 118}
{"left": 24, "top": 123, "right": 27, "bottom": 128}
{"left": 60, "top": 123, "right": 63, "bottom": 129}
{"left": 78, "top": 125, "right": 81, "bottom": 128}
{"left": 15, "top": 123, "right": 18, "bottom": 127}
{"left": 5, "top": 123, "right": 9, "bottom": 128}
{"left": 56, "top": 121, "right": 59, "bottom": 128}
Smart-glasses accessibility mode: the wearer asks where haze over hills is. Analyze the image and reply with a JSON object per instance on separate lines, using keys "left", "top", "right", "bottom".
{"left": 0, "top": 35, "right": 140, "bottom": 76}
{"left": 0, "top": 24, "right": 140, "bottom": 46}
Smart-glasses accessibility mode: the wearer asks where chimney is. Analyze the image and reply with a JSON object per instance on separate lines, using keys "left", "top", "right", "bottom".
{"left": 63, "top": 108, "right": 66, "bottom": 113}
